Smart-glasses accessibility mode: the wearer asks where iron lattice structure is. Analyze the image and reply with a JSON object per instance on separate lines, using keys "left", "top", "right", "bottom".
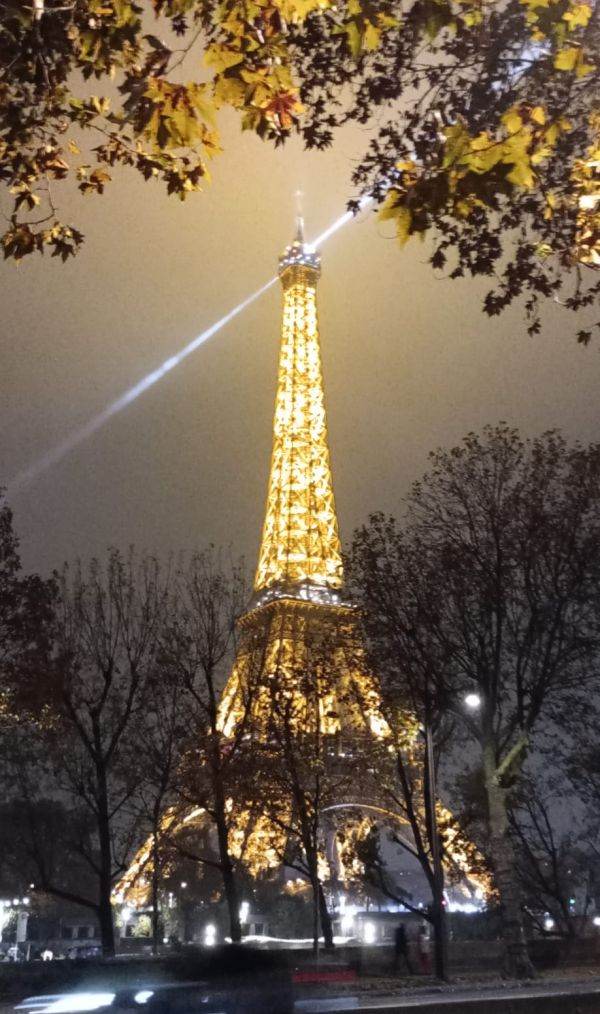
{"left": 115, "top": 224, "right": 484, "bottom": 907}
{"left": 254, "top": 238, "right": 343, "bottom": 597}
{"left": 219, "top": 223, "right": 386, "bottom": 737}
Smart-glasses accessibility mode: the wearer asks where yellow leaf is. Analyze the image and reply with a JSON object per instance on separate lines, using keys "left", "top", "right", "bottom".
{"left": 362, "top": 20, "right": 381, "bottom": 50}
{"left": 280, "top": 0, "right": 324, "bottom": 18}
{"left": 213, "top": 75, "right": 246, "bottom": 108}
{"left": 531, "top": 144, "right": 552, "bottom": 165}
{"left": 506, "top": 160, "right": 535, "bottom": 188}
{"left": 502, "top": 109, "right": 523, "bottom": 134}
{"left": 442, "top": 122, "right": 471, "bottom": 168}
{"left": 394, "top": 206, "right": 412, "bottom": 245}
{"left": 455, "top": 198, "right": 474, "bottom": 217}
{"left": 576, "top": 59, "right": 595, "bottom": 77}
{"left": 562, "top": 2, "right": 592, "bottom": 28}
{"left": 531, "top": 106, "right": 546, "bottom": 125}
{"left": 344, "top": 20, "right": 362, "bottom": 57}
{"left": 468, "top": 137, "right": 503, "bottom": 173}
{"left": 204, "top": 45, "right": 245, "bottom": 73}
{"left": 67, "top": 139, "right": 81, "bottom": 154}
{"left": 379, "top": 192, "right": 400, "bottom": 221}
{"left": 554, "top": 46, "right": 579, "bottom": 70}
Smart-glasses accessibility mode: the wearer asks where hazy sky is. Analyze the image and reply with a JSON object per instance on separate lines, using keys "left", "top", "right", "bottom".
{"left": 2, "top": 113, "right": 599, "bottom": 579}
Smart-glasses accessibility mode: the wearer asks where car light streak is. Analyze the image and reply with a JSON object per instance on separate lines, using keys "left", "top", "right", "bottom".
{"left": 16, "top": 993, "right": 116, "bottom": 1013}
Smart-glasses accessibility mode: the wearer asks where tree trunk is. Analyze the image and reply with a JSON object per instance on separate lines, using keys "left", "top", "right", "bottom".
{"left": 424, "top": 719, "right": 448, "bottom": 981}
{"left": 430, "top": 888, "right": 448, "bottom": 980}
{"left": 311, "top": 876, "right": 320, "bottom": 956}
{"left": 318, "top": 881, "right": 334, "bottom": 950}
{"left": 96, "top": 766, "right": 115, "bottom": 958}
{"left": 151, "top": 827, "right": 160, "bottom": 956}
{"left": 483, "top": 742, "right": 534, "bottom": 978}
{"left": 214, "top": 807, "right": 241, "bottom": 943}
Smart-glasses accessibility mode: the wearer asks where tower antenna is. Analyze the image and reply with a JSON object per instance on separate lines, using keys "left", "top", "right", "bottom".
{"left": 294, "top": 188, "right": 305, "bottom": 244}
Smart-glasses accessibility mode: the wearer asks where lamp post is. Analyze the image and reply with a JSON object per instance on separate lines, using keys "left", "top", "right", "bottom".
{"left": 423, "top": 690, "right": 481, "bottom": 981}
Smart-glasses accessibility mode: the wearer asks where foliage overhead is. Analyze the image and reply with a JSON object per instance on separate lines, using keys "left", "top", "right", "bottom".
{"left": 1, "top": 0, "right": 598, "bottom": 337}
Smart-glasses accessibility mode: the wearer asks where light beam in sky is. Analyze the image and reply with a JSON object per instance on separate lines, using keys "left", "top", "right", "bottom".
{"left": 9, "top": 198, "right": 372, "bottom": 494}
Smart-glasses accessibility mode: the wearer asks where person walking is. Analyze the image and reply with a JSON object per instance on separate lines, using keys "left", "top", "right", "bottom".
{"left": 393, "top": 923, "right": 413, "bottom": 975}
{"left": 417, "top": 923, "right": 432, "bottom": 974}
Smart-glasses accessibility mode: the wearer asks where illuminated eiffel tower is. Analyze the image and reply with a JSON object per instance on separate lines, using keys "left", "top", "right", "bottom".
{"left": 115, "top": 223, "right": 384, "bottom": 909}
{"left": 218, "top": 221, "right": 384, "bottom": 745}
{"left": 116, "top": 223, "right": 481, "bottom": 919}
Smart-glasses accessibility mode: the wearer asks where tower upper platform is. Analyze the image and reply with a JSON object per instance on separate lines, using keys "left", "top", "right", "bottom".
{"left": 278, "top": 217, "right": 321, "bottom": 277}
{"left": 253, "top": 220, "right": 344, "bottom": 606}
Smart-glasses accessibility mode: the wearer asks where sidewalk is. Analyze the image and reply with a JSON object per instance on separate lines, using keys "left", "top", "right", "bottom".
{"left": 295, "top": 969, "right": 600, "bottom": 1012}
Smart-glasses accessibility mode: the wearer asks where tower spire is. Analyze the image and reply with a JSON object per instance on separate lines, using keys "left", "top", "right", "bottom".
{"left": 253, "top": 220, "right": 344, "bottom": 602}
{"left": 294, "top": 188, "right": 305, "bottom": 244}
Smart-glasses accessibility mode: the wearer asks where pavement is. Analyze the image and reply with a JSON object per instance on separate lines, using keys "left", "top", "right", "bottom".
{"left": 295, "top": 975, "right": 600, "bottom": 1011}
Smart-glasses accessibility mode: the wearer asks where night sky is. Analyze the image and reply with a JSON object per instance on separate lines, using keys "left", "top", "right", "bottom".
{"left": 2, "top": 114, "right": 599, "bottom": 579}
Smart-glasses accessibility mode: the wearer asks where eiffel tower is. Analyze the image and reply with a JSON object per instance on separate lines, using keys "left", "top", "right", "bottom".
{"left": 116, "top": 223, "right": 481, "bottom": 930}
{"left": 218, "top": 220, "right": 385, "bottom": 747}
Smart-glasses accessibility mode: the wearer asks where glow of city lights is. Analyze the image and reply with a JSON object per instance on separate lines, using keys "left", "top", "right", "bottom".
{"left": 593, "top": 916, "right": 600, "bottom": 927}
{"left": 363, "top": 921, "right": 376, "bottom": 944}
{"left": 204, "top": 923, "right": 217, "bottom": 947}
{"left": 9, "top": 199, "right": 373, "bottom": 495}
{"left": 340, "top": 904, "right": 358, "bottom": 935}
{"left": 134, "top": 992, "right": 154, "bottom": 1005}
{"left": 544, "top": 917, "right": 555, "bottom": 931}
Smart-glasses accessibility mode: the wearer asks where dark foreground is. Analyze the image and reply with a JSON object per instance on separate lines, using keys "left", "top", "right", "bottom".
{"left": 3, "top": 949, "right": 600, "bottom": 1014}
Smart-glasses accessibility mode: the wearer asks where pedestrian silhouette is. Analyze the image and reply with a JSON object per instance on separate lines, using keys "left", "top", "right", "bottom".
{"left": 393, "top": 923, "right": 413, "bottom": 975}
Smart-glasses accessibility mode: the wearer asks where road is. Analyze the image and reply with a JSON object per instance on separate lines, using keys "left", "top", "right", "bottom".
{"left": 3, "top": 975, "right": 600, "bottom": 1014}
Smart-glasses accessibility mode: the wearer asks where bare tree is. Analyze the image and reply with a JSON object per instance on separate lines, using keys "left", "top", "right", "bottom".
{"left": 350, "top": 425, "right": 600, "bottom": 977}
{"left": 157, "top": 550, "right": 251, "bottom": 944}
{"left": 0, "top": 491, "right": 56, "bottom": 735}
{"left": 48, "top": 549, "right": 169, "bottom": 956}
{"left": 127, "top": 673, "right": 187, "bottom": 953}
{"left": 509, "top": 781, "right": 591, "bottom": 939}
{"left": 251, "top": 633, "right": 360, "bottom": 953}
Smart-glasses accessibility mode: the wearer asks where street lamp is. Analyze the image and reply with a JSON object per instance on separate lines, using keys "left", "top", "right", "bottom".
{"left": 121, "top": 907, "right": 132, "bottom": 936}
{"left": 423, "top": 689, "right": 482, "bottom": 981}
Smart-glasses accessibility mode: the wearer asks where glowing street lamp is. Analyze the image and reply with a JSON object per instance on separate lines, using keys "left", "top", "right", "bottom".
{"left": 464, "top": 693, "right": 482, "bottom": 710}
